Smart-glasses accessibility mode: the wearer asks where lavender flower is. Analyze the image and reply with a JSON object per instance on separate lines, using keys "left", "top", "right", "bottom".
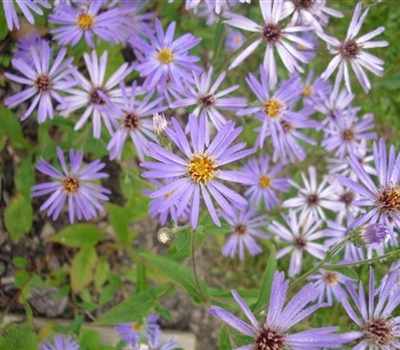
{"left": 282, "top": 166, "right": 339, "bottom": 222}
{"left": 338, "top": 139, "right": 400, "bottom": 239}
{"left": 209, "top": 271, "right": 354, "bottom": 349}
{"left": 221, "top": 207, "right": 269, "bottom": 260}
{"left": 141, "top": 114, "right": 255, "bottom": 228}
{"left": 339, "top": 267, "right": 400, "bottom": 349}
{"left": 5, "top": 40, "right": 76, "bottom": 123}
{"left": 300, "top": 70, "right": 331, "bottom": 107}
{"left": 32, "top": 147, "right": 110, "bottom": 224}
{"left": 107, "top": 82, "right": 166, "bottom": 161}
{"left": 225, "top": 0, "right": 314, "bottom": 87}
{"left": 269, "top": 210, "right": 326, "bottom": 277}
{"left": 170, "top": 66, "right": 247, "bottom": 141}
{"left": 131, "top": 18, "right": 201, "bottom": 92}
{"left": 59, "top": 50, "right": 133, "bottom": 139}
{"left": 147, "top": 328, "right": 179, "bottom": 350}
{"left": 49, "top": 0, "right": 124, "bottom": 48}
{"left": 226, "top": 28, "right": 246, "bottom": 51}
{"left": 39, "top": 335, "right": 79, "bottom": 350}
{"left": 320, "top": 2, "right": 389, "bottom": 93}
{"left": 3, "top": 0, "right": 50, "bottom": 31}
{"left": 242, "top": 155, "right": 290, "bottom": 210}
{"left": 349, "top": 223, "right": 389, "bottom": 247}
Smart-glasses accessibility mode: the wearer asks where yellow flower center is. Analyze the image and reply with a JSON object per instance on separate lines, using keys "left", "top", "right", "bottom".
{"left": 297, "top": 43, "right": 306, "bottom": 51}
{"left": 76, "top": 12, "right": 94, "bottom": 30}
{"left": 302, "top": 85, "right": 312, "bottom": 97}
{"left": 264, "top": 99, "right": 283, "bottom": 119}
{"left": 234, "top": 35, "right": 242, "bottom": 45}
{"left": 165, "top": 191, "right": 174, "bottom": 198}
{"left": 188, "top": 154, "right": 216, "bottom": 186}
{"left": 377, "top": 185, "right": 400, "bottom": 214}
{"left": 62, "top": 176, "right": 80, "bottom": 194}
{"left": 131, "top": 322, "right": 143, "bottom": 332}
{"left": 259, "top": 175, "right": 272, "bottom": 189}
{"left": 157, "top": 48, "right": 174, "bottom": 64}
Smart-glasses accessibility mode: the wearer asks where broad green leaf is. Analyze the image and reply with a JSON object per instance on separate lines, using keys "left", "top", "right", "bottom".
{"left": 139, "top": 251, "right": 209, "bottom": 303}
{"left": 135, "top": 264, "right": 148, "bottom": 294}
{"left": 70, "top": 247, "right": 98, "bottom": 293}
{"left": 12, "top": 256, "right": 27, "bottom": 268}
{"left": 0, "top": 323, "right": 38, "bottom": 350}
{"left": 14, "top": 156, "right": 34, "bottom": 200}
{"left": 94, "top": 258, "right": 110, "bottom": 289}
{"left": 0, "top": 106, "right": 29, "bottom": 149}
{"left": 49, "top": 224, "right": 100, "bottom": 248}
{"left": 4, "top": 194, "right": 33, "bottom": 242}
{"left": 219, "top": 327, "right": 232, "bottom": 350}
{"left": 106, "top": 203, "right": 129, "bottom": 245}
{"left": 0, "top": 5, "right": 8, "bottom": 41}
{"left": 252, "top": 245, "right": 276, "bottom": 312}
{"left": 99, "top": 283, "right": 117, "bottom": 305}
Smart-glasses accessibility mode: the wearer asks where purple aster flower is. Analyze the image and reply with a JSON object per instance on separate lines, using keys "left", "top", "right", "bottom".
{"left": 377, "top": 259, "right": 400, "bottom": 295}
{"left": 32, "top": 147, "right": 110, "bottom": 224}
{"left": 170, "top": 66, "right": 247, "bottom": 141}
{"left": 269, "top": 210, "right": 326, "bottom": 277}
{"left": 237, "top": 67, "right": 308, "bottom": 149}
{"left": 49, "top": 0, "right": 124, "bottom": 48}
{"left": 339, "top": 267, "right": 400, "bottom": 349}
{"left": 333, "top": 183, "right": 360, "bottom": 224}
{"left": 209, "top": 271, "right": 355, "bottom": 350}
{"left": 4, "top": 40, "right": 76, "bottom": 123}
{"left": 107, "top": 82, "right": 166, "bottom": 161}
{"left": 320, "top": 2, "right": 389, "bottom": 93}
{"left": 225, "top": 0, "right": 314, "bottom": 87}
{"left": 226, "top": 28, "right": 246, "bottom": 51}
{"left": 242, "top": 155, "right": 290, "bottom": 210}
{"left": 146, "top": 328, "right": 179, "bottom": 350}
{"left": 39, "top": 335, "right": 79, "bottom": 350}
{"left": 322, "top": 111, "right": 376, "bottom": 158}
{"left": 295, "top": 31, "right": 318, "bottom": 61}
{"left": 307, "top": 269, "right": 355, "bottom": 306}
{"left": 14, "top": 32, "right": 44, "bottom": 63}
{"left": 349, "top": 222, "right": 389, "bottom": 247}
{"left": 131, "top": 18, "right": 201, "bottom": 92}
{"left": 3, "top": 0, "right": 50, "bottom": 31}
{"left": 338, "top": 139, "right": 400, "bottom": 239}
{"left": 300, "top": 70, "right": 331, "bottom": 107}
{"left": 282, "top": 166, "right": 339, "bottom": 222}
{"left": 115, "top": 314, "right": 160, "bottom": 348}
{"left": 141, "top": 113, "right": 255, "bottom": 228}
{"left": 221, "top": 206, "right": 269, "bottom": 260}
{"left": 59, "top": 50, "right": 133, "bottom": 139}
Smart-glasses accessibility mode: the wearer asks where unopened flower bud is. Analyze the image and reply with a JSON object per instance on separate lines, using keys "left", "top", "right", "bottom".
{"left": 153, "top": 113, "right": 167, "bottom": 136}
{"left": 349, "top": 223, "right": 389, "bottom": 247}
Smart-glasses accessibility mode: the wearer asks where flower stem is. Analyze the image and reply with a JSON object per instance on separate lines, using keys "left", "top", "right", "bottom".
{"left": 191, "top": 229, "right": 208, "bottom": 304}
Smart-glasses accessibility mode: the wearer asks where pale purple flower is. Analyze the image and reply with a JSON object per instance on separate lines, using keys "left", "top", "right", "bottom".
{"left": 170, "top": 66, "right": 247, "bottom": 141}
{"left": 32, "top": 147, "right": 110, "bottom": 224}
{"left": 5, "top": 40, "right": 76, "bottom": 123}
{"left": 338, "top": 139, "right": 400, "bottom": 239}
{"left": 320, "top": 2, "right": 389, "bottom": 93}
{"left": 269, "top": 210, "right": 326, "bottom": 277}
{"left": 59, "top": 50, "right": 133, "bottom": 139}
{"left": 226, "top": 28, "right": 246, "bottom": 51}
{"left": 307, "top": 269, "right": 355, "bottom": 306}
{"left": 242, "top": 155, "right": 290, "bottom": 210}
{"left": 333, "top": 182, "right": 360, "bottom": 224}
{"left": 49, "top": 0, "right": 124, "bottom": 48}
{"left": 221, "top": 207, "right": 269, "bottom": 260}
{"left": 39, "top": 335, "right": 79, "bottom": 350}
{"left": 107, "top": 82, "right": 166, "bottom": 161}
{"left": 3, "top": 0, "right": 50, "bottom": 31}
{"left": 141, "top": 114, "right": 255, "bottom": 228}
{"left": 131, "top": 18, "right": 201, "bottom": 92}
{"left": 300, "top": 70, "right": 331, "bottom": 107}
{"left": 146, "top": 329, "right": 179, "bottom": 350}
{"left": 349, "top": 222, "right": 390, "bottom": 246}
{"left": 339, "top": 267, "right": 400, "bottom": 349}
{"left": 209, "top": 271, "right": 355, "bottom": 350}
{"left": 282, "top": 166, "right": 339, "bottom": 222}
{"left": 225, "top": 0, "right": 314, "bottom": 87}
{"left": 14, "top": 32, "right": 44, "bottom": 63}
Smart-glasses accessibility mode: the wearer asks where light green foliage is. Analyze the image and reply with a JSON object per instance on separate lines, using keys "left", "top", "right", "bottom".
{"left": 4, "top": 194, "right": 33, "bottom": 242}
{"left": 70, "top": 247, "right": 98, "bottom": 293}
{"left": 0, "top": 324, "right": 38, "bottom": 350}
{"left": 49, "top": 224, "right": 101, "bottom": 248}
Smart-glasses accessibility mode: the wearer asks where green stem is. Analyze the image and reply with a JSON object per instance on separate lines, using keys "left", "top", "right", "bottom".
{"left": 191, "top": 229, "right": 208, "bottom": 304}
{"left": 323, "top": 249, "right": 400, "bottom": 268}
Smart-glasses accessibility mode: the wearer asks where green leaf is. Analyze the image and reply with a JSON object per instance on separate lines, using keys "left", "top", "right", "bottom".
{"left": 12, "top": 256, "right": 27, "bottom": 268}
{"left": 95, "top": 284, "right": 171, "bottom": 325}
{"left": 14, "top": 156, "right": 34, "bottom": 200}
{"left": 0, "top": 323, "right": 38, "bottom": 350}
{"left": 70, "top": 247, "right": 98, "bottom": 293}
{"left": 49, "top": 224, "right": 100, "bottom": 248}
{"left": 219, "top": 328, "right": 232, "bottom": 350}
{"left": 139, "top": 251, "right": 209, "bottom": 303}
{"left": 106, "top": 203, "right": 129, "bottom": 245}
{"left": 252, "top": 245, "right": 276, "bottom": 312}
{"left": 0, "top": 5, "right": 8, "bottom": 41}
{"left": 99, "top": 283, "right": 117, "bottom": 305}
{"left": 4, "top": 194, "right": 33, "bottom": 242}
{"left": 94, "top": 258, "right": 110, "bottom": 290}
{"left": 135, "top": 264, "right": 148, "bottom": 294}
{"left": 0, "top": 106, "right": 29, "bottom": 149}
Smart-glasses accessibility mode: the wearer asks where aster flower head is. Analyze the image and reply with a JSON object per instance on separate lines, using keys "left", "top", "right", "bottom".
{"left": 209, "top": 271, "right": 354, "bottom": 350}
{"left": 3, "top": 0, "right": 50, "bottom": 31}
{"left": 39, "top": 335, "right": 79, "bottom": 350}
{"left": 131, "top": 18, "right": 202, "bottom": 92}
{"left": 300, "top": 70, "right": 331, "bottom": 107}
{"left": 225, "top": 0, "right": 314, "bottom": 87}
{"left": 5, "top": 40, "right": 76, "bottom": 123}
{"left": 339, "top": 267, "right": 400, "bottom": 349}
{"left": 338, "top": 139, "right": 400, "bottom": 240}
{"left": 32, "top": 147, "right": 110, "bottom": 224}
{"left": 221, "top": 206, "right": 269, "bottom": 260}
{"left": 349, "top": 222, "right": 389, "bottom": 247}
{"left": 170, "top": 66, "right": 247, "bottom": 142}
{"left": 49, "top": 0, "right": 125, "bottom": 48}
{"left": 141, "top": 113, "right": 256, "bottom": 228}
{"left": 242, "top": 155, "right": 290, "bottom": 210}
{"left": 107, "top": 82, "right": 166, "bottom": 161}
{"left": 226, "top": 28, "right": 246, "bottom": 51}
{"left": 14, "top": 32, "right": 44, "bottom": 63}
{"left": 59, "top": 50, "right": 133, "bottom": 139}
{"left": 269, "top": 210, "right": 326, "bottom": 277}
{"left": 320, "top": 2, "right": 389, "bottom": 93}
{"left": 146, "top": 328, "right": 180, "bottom": 350}
{"left": 282, "top": 166, "right": 339, "bottom": 222}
